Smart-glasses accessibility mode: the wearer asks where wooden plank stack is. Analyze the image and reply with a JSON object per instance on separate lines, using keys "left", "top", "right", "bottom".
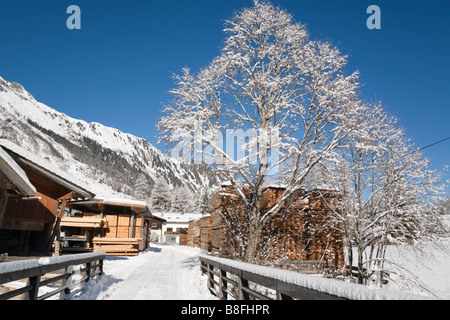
{"left": 188, "top": 219, "right": 201, "bottom": 248}
{"left": 60, "top": 216, "right": 106, "bottom": 228}
{"left": 207, "top": 186, "right": 345, "bottom": 269}
{"left": 186, "top": 216, "right": 211, "bottom": 249}
{"left": 100, "top": 214, "right": 131, "bottom": 238}
{"left": 261, "top": 189, "right": 344, "bottom": 267}
{"left": 187, "top": 220, "right": 194, "bottom": 247}
{"left": 92, "top": 237, "right": 142, "bottom": 256}
{"left": 179, "top": 228, "right": 188, "bottom": 246}
{"left": 210, "top": 191, "right": 226, "bottom": 255}
{"left": 60, "top": 212, "right": 150, "bottom": 255}
{"left": 210, "top": 186, "right": 252, "bottom": 258}
{"left": 199, "top": 216, "right": 211, "bottom": 251}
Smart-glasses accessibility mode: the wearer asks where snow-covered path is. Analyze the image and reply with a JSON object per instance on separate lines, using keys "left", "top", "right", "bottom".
{"left": 71, "top": 244, "right": 217, "bottom": 300}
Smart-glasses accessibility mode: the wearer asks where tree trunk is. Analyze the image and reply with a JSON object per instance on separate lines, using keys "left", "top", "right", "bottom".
{"left": 347, "top": 241, "right": 354, "bottom": 280}
{"left": 357, "top": 246, "right": 365, "bottom": 284}
{"left": 244, "top": 221, "right": 258, "bottom": 263}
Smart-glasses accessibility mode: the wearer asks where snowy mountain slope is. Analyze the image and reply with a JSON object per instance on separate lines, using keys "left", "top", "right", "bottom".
{"left": 0, "top": 75, "right": 220, "bottom": 201}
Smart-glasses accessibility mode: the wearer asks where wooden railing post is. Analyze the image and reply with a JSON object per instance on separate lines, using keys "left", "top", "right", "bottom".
{"left": 219, "top": 269, "right": 228, "bottom": 300}
{"left": 86, "top": 262, "right": 92, "bottom": 283}
{"left": 276, "top": 291, "right": 293, "bottom": 300}
{"left": 64, "top": 266, "right": 72, "bottom": 296}
{"left": 207, "top": 263, "right": 214, "bottom": 291}
{"left": 27, "top": 275, "right": 41, "bottom": 300}
{"left": 238, "top": 276, "right": 249, "bottom": 300}
{"left": 100, "top": 259, "right": 104, "bottom": 275}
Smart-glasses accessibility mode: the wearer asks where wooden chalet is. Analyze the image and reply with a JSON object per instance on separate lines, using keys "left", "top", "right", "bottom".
{"left": 0, "top": 146, "right": 37, "bottom": 256}
{"left": 209, "top": 185, "right": 345, "bottom": 270}
{"left": 63, "top": 198, "right": 153, "bottom": 256}
{"left": 0, "top": 140, "right": 95, "bottom": 256}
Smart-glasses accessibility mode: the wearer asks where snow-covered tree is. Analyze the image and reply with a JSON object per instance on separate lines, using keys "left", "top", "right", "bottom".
{"left": 329, "top": 103, "right": 446, "bottom": 287}
{"left": 151, "top": 176, "right": 172, "bottom": 212}
{"left": 134, "top": 173, "right": 151, "bottom": 202}
{"left": 197, "top": 185, "right": 211, "bottom": 215}
{"left": 158, "top": 1, "right": 365, "bottom": 262}
{"left": 437, "top": 196, "right": 450, "bottom": 215}
{"left": 170, "top": 185, "right": 193, "bottom": 212}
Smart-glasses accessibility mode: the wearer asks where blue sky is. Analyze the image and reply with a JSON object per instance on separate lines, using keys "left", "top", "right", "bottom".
{"left": 0, "top": 0, "right": 449, "bottom": 193}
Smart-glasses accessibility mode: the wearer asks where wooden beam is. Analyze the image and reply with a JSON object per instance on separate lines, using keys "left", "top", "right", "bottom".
{"left": 58, "top": 192, "right": 73, "bottom": 201}
{"left": 47, "top": 198, "right": 69, "bottom": 252}
{"left": 0, "top": 220, "right": 44, "bottom": 231}
{"left": 0, "top": 190, "right": 9, "bottom": 228}
{"left": 92, "top": 237, "right": 142, "bottom": 244}
{"left": 60, "top": 217, "right": 106, "bottom": 228}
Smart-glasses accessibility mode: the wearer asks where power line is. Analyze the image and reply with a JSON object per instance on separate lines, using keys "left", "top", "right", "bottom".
{"left": 419, "top": 136, "right": 450, "bottom": 151}
{"left": 398, "top": 136, "right": 450, "bottom": 159}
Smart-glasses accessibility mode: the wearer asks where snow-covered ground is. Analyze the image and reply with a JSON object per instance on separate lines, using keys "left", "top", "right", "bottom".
{"left": 71, "top": 244, "right": 217, "bottom": 300}
{"left": 70, "top": 239, "right": 450, "bottom": 300}
{"left": 381, "top": 239, "right": 450, "bottom": 299}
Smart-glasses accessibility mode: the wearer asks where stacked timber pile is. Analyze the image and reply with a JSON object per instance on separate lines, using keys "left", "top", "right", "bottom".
{"left": 199, "top": 216, "right": 211, "bottom": 251}
{"left": 179, "top": 228, "right": 188, "bottom": 246}
{"left": 209, "top": 186, "right": 345, "bottom": 269}
{"left": 189, "top": 219, "right": 201, "bottom": 248}
{"left": 302, "top": 190, "right": 344, "bottom": 267}
{"left": 187, "top": 220, "right": 194, "bottom": 247}
{"left": 63, "top": 199, "right": 152, "bottom": 256}
{"left": 60, "top": 214, "right": 107, "bottom": 252}
{"left": 186, "top": 216, "right": 211, "bottom": 249}
{"left": 210, "top": 191, "right": 225, "bottom": 255}
{"left": 99, "top": 214, "right": 148, "bottom": 244}
{"left": 91, "top": 213, "right": 149, "bottom": 255}
{"left": 92, "top": 238, "right": 142, "bottom": 256}
{"left": 209, "top": 187, "right": 250, "bottom": 258}
{"left": 60, "top": 216, "right": 106, "bottom": 229}
{"left": 260, "top": 188, "right": 344, "bottom": 269}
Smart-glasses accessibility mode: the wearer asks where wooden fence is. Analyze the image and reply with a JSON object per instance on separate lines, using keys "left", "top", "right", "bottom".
{"left": 200, "top": 255, "right": 345, "bottom": 300}
{"left": 0, "top": 252, "right": 105, "bottom": 300}
{"left": 199, "top": 255, "right": 429, "bottom": 300}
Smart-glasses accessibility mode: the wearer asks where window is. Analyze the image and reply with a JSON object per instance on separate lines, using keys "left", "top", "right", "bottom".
{"left": 166, "top": 236, "right": 177, "bottom": 244}
{"left": 167, "top": 227, "right": 173, "bottom": 232}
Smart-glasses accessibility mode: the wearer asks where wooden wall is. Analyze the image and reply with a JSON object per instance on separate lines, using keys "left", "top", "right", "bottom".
{"left": 3, "top": 192, "right": 57, "bottom": 226}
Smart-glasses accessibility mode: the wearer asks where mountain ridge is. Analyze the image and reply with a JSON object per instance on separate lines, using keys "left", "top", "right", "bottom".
{"left": 0, "top": 75, "right": 220, "bottom": 209}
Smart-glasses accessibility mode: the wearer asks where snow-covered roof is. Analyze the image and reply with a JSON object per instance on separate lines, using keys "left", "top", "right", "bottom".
{"left": 0, "top": 139, "right": 95, "bottom": 199}
{"left": 68, "top": 198, "right": 152, "bottom": 217}
{"left": 302, "top": 183, "right": 339, "bottom": 192}
{"left": 0, "top": 146, "right": 36, "bottom": 196}
{"left": 152, "top": 212, "right": 205, "bottom": 223}
{"left": 219, "top": 182, "right": 339, "bottom": 193}
{"left": 262, "top": 183, "right": 339, "bottom": 192}
{"left": 94, "top": 197, "right": 148, "bottom": 207}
